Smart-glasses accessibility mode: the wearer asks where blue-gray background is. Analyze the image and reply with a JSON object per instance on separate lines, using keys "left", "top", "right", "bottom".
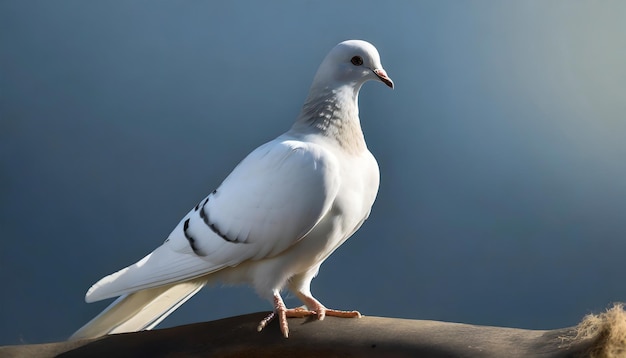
{"left": 1, "top": 1, "right": 625, "bottom": 345}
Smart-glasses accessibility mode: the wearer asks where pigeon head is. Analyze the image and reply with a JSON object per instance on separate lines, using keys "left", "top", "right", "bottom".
{"left": 313, "top": 40, "right": 394, "bottom": 90}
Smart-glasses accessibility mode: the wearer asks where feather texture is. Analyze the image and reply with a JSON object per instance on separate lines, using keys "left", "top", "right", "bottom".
{"left": 72, "top": 278, "right": 205, "bottom": 340}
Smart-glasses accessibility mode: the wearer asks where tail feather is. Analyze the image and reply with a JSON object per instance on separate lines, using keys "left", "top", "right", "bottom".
{"left": 70, "top": 278, "right": 206, "bottom": 340}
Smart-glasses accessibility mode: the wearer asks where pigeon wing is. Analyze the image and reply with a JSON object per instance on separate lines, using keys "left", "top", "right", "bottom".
{"left": 86, "top": 135, "right": 341, "bottom": 302}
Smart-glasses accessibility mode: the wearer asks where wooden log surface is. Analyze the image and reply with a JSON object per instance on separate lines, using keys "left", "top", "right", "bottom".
{"left": 1, "top": 305, "right": 624, "bottom": 358}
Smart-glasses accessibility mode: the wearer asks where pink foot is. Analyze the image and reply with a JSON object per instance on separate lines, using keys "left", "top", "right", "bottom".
{"left": 257, "top": 292, "right": 361, "bottom": 338}
{"left": 299, "top": 294, "right": 362, "bottom": 321}
{"left": 257, "top": 294, "right": 315, "bottom": 338}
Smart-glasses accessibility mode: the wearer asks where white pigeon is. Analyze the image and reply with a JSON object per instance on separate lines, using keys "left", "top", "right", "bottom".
{"left": 71, "top": 39, "right": 393, "bottom": 340}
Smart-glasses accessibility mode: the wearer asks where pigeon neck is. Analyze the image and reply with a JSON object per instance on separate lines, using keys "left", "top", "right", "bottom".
{"left": 291, "top": 84, "right": 367, "bottom": 154}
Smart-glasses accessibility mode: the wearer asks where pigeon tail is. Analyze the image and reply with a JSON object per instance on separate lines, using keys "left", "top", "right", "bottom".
{"left": 70, "top": 278, "right": 206, "bottom": 340}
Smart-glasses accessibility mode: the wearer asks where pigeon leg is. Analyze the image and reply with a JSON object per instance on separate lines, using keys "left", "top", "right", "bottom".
{"left": 296, "top": 292, "right": 362, "bottom": 321}
{"left": 257, "top": 291, "right": 315, "bottom": 338}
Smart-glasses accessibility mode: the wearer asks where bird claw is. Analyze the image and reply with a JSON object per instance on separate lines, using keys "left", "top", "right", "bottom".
{"left": 299, "top": 294, "right": 362, "bottom": 321}
{"left": 260, "top": 292, "right": 361, "bottom": 338}
{"left": 257, "top": 307, "right": 317, "bottom": 338}
{"left": 257, "top": 312, "right": 275, "bottom": 332}
{"left": 324, "top": 308, "right": 362, "bottom": 319}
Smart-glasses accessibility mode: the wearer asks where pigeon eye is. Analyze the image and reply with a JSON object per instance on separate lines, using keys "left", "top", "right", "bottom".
{"left": 350, "top": 56, "right": 363, "bottom": 66}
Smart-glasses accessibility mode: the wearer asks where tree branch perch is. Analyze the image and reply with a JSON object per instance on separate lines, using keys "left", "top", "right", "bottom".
{"left": 2, "top": 304, "right": 625, "bottom": 357}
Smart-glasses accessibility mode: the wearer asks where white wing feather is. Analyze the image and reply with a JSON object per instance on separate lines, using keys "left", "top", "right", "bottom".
{"left": 86, "top": 135, "right": 341, "bottom": 302}
{"left": 72, "top": 278, "right": 205, "bottom": 339}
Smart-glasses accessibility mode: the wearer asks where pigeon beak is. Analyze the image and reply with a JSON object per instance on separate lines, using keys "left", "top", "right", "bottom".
{"left": 373, "top": 68, "right": 394, "bottom": 89}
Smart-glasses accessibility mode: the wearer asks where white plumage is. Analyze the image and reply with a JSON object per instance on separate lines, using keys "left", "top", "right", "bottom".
{"left": 72, "top": 39, "right": 393, "bottom": 339}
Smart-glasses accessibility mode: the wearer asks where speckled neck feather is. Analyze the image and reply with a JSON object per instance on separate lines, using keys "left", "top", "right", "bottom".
{"left": 290, "top": 84, "right": 366, "bottom": 154}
